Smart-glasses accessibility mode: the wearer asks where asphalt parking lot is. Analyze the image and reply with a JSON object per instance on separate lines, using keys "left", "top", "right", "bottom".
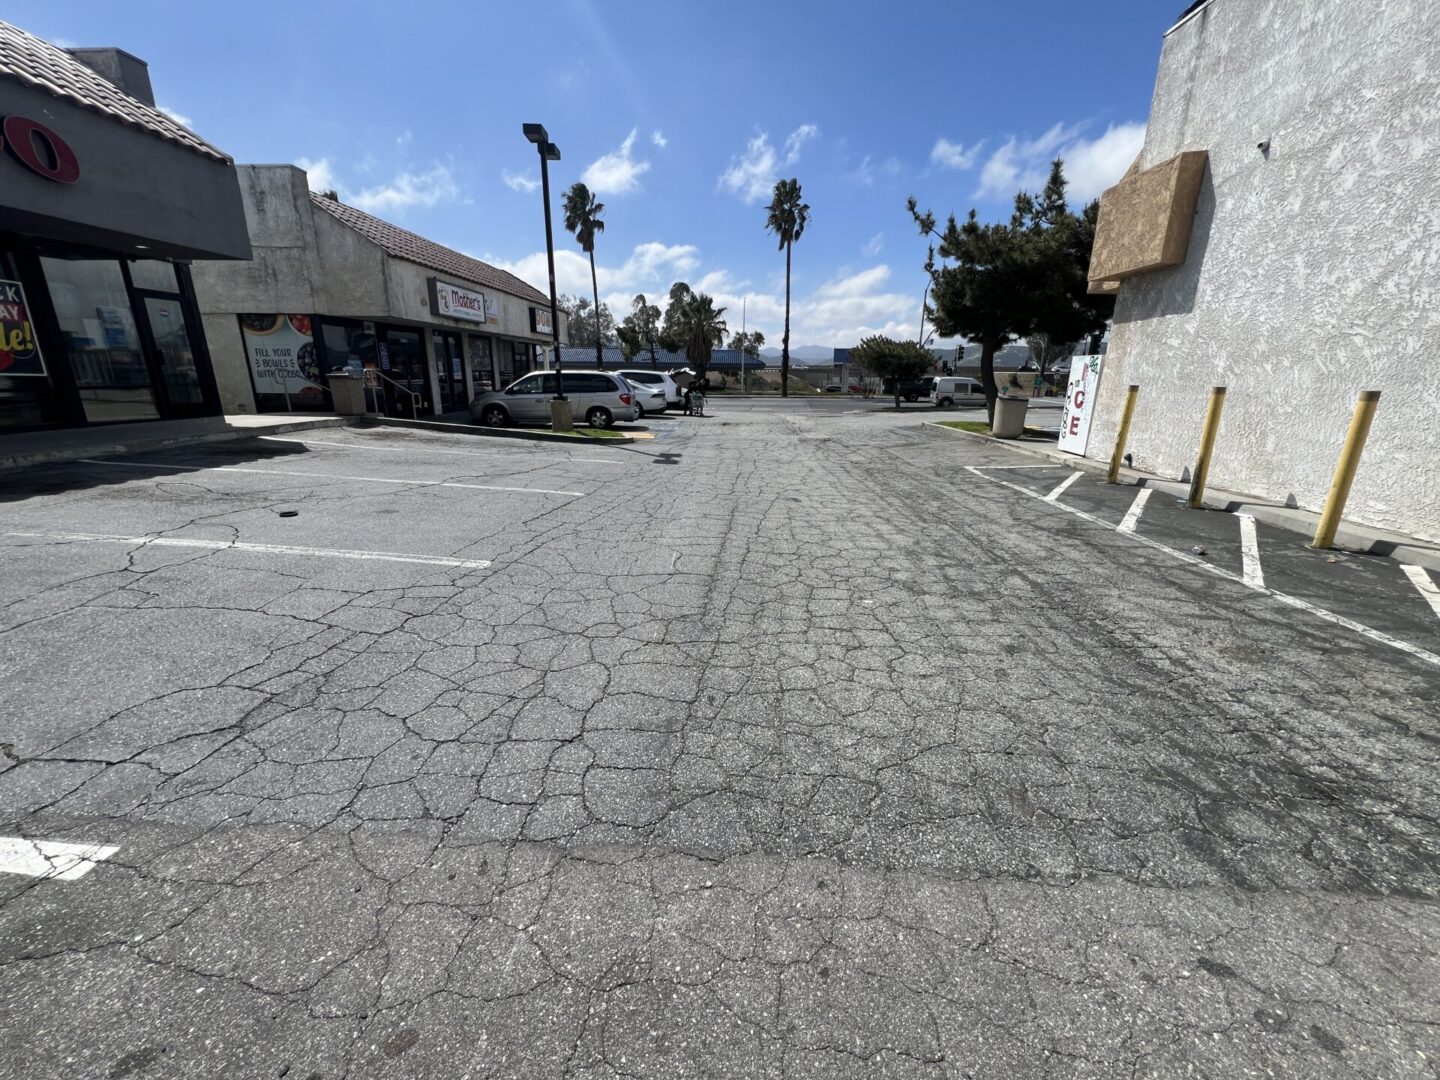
{"left": 1, "top": 408, "right": 1436, "bottom": 1078}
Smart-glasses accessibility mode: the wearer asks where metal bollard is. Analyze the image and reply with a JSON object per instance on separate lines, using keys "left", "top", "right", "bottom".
{"left": 1107, "top": 385, "right": 1140, "bottom": 484}
{"left": 1313, "top": 390, "right": 1381, "bottom": 549}
{"left": 1187, "top": 386, "right": 1227, "bottom": 508}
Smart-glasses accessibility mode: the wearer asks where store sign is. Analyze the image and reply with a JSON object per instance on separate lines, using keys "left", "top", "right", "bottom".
{"left": 1058, "top": 354, "right": 1105, "bottom": 456}
{"left": 0, "top": 279, "right": 46, "bottom": 376}
{"left": 1, "top": 115, "right": 81, "bottom": 184}
{"left": 429, "top": 278, "right": 488, "bottom": 324}
{"left": 240, "top": 314, "right": 325, "bottom": 398}
{"left": 531, "top": 306, "right": 553, "bottom": 336}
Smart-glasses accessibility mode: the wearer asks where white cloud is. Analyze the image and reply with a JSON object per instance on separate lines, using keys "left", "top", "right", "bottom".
{"left": 930, "top": 137, "right": 982, "bottom": 171}
{"left": 651, "top": 130, "right": 667, "bottom": 149}
{"left": 863, "top": 232, "right": 884, "bottom": 257}
{"left": 582, "top": 128, "right": 651, "bottom": 195}
{"left": 502, "top": 169, "right": 540, "bottom": 194}
{"left": 487, "top": 241, "right": 700, "bottom": 299}
{"left": 158, "top": 104, "right": 193, "bottom": 128}
{"left": 974, "top": 120, "right": 1145, "bottom": 203}
{"left": 349, "top": 164, "right": 460, "bottom": 213}
{"left": 294, "top": 157, "right": 462, "bottom": 213}
{"left": 718, "top": 123, "right": 820, "bottom": 204}
{"left": 1056, "top": 122, "right": 1147, "bottom": 202}
{"left": 847, "top": 154, "right": 902, "bottom": 187}
{"left": 296, "top": 156, "right": 341, "bottom": 194}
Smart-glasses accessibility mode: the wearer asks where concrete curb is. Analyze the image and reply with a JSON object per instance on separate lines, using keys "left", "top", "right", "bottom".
{"left": 0, "top": 416, "right": 354, "bottom": 473}
{"left": 360, "top": 416, "right": 636, "bottom": 445}
{"left": 924, "top": 420, "right": 1440, "bottom": 573}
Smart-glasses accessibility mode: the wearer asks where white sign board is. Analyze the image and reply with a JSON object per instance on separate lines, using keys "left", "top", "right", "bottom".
{"left": 241, "top": 314, "right": 325, "bottom": 399}
{"left": 430, "top": 278, "right": 488, "bottom": 324}
{"left": 1057, "top": 354, "right": 1104, "bottom": 456}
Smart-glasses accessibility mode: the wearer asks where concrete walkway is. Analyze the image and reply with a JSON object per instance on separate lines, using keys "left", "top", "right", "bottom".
{"left": 0, "top": 413, "right": 353, "bottom": 473}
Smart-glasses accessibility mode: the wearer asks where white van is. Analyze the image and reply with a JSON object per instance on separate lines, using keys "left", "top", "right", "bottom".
{"left": 931, "top": 376, "right": 985, "bottom": 408}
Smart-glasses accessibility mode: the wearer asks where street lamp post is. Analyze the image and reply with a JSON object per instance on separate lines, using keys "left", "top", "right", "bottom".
{"left": 522, "top": 123, "right": 572, "bottom": 431}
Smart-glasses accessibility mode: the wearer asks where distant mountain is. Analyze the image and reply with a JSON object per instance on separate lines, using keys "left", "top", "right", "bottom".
{"left": 758, "top": 345, "right": 834, "bottom": 364}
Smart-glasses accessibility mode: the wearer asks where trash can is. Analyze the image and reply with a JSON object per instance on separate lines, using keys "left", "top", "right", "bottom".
{"left": 328, "top": 372, "right": 368, "bottom": 417}
{"left": 992, "top": 393, "right": 1029, "bottom": 439}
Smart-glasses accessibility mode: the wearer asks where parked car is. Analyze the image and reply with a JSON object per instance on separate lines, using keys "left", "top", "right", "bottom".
{"left": 471, "top": 370, "right": 639, "bottom": 429}
{"left": 823, "top": 383, "right": 843, "bottom": 393}
{"left": 931, "top": 376, "right": 986, "bottom": 408}
{"left": 616, "top": 368, "right": 681, "bottom": 408}
{"left": 883, "top": 375, "right": 936, "bottom": 402}
{"left": 624, "top": 379, "right": 668, "bottom": 417}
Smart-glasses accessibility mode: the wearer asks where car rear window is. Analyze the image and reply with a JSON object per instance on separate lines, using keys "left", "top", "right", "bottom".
{"left": 625, "top": 372, "right": 660, "bottom": 383}
{"left": 569, "top": 373, "right": 615, "bottom": 393}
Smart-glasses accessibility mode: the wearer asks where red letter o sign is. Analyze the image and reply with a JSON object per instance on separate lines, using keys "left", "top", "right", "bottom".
{"left": 2, "top": 116, "right": 81, "bottom": 184}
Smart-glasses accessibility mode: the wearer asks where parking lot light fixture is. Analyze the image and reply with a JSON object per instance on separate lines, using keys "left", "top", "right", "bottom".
{"left": 523, "top": 123, "right": 571, "bottom": 429}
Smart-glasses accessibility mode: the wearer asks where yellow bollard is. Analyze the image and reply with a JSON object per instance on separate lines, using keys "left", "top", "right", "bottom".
{"left": 1187, "top": 386, "right": 1227, "bottom": 508}
{"left": 1107, "top": 385, "right": 1140, "bottom": 484}
{"left": 1313, "top": 390, "right": 1381, "bottom": 550}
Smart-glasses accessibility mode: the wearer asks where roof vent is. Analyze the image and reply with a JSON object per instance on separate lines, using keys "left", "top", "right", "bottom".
{"left": 64, "top": 47, "right": 155, "bottom": 106}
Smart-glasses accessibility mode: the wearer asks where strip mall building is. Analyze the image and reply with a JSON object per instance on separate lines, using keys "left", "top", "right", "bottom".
{"left": 0, "top": 22, "right": 250, "bottom": 432}
{"left": 191, "top": 165, "right": 563, "bottom": 419}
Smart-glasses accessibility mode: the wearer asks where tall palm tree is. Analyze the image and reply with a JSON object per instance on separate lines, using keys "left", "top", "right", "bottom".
{"left": 684, "top": 293, "right": 728, "bottom": 382}
{"left": 765, "top": 178, "right": 810, "bottom": 397}
{"left": 563, "top": 182, "right": 606, "bottom": 369}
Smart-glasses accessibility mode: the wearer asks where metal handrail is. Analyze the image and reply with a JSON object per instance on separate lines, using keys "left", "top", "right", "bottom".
{"left": 365, "top": 369, "right": 420, "bottom": 420}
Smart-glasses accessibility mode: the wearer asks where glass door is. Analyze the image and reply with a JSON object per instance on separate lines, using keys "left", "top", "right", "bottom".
{"left": 135, "top": 291, "right": 209, "bottom": 418}
{"left": 432, "top": 330, "right": 465, "bottom": 413}
{"left": 380, "top": 328, "right": 432, "bottom": 417}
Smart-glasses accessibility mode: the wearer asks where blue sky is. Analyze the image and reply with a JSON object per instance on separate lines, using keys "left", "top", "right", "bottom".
{"left": 15, "top": 0, "right": 1181, "bottom": 349}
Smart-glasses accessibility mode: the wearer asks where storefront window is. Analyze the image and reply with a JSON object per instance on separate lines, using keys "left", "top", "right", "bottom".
{"left": 467, "top": 334, "right": 494, "bottom": 391}
{"left": 40, "top": 256, "right": 158, "bottom": 423}
{"left": 0, "top": 247, "right": 65, "bottom": 430}
{"left": 127, "top": 259, "right": 179, "bottom": 292}
{"left": 512, "top": 340, "right": 535, "bottom": 378}
{"left": 317, "top": 319, "right": 376, "bottom": 375}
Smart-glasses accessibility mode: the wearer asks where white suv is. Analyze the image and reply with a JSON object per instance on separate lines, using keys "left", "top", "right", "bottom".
{"left": 615, "top": 368, "right": 681, "bottom": 410}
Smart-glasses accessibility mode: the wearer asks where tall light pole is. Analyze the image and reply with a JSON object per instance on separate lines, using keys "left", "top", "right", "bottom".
{"left": 739, "top": 297, "right": 747, "bottom": 393}
{"left": 522, "top": 123, "right": 571, "bottom": 431}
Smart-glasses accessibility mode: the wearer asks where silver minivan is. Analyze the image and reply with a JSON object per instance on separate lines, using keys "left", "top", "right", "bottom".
{"left": 471, "top": 370, "right": 640, "bottom": 428}
{"left": 931, "top": 376, "right": 986, "bottom": 408}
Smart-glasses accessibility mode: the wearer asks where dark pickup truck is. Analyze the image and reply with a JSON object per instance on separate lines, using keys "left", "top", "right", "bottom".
{"left": 882, "top": 376, "right": 935, "bottom": 402}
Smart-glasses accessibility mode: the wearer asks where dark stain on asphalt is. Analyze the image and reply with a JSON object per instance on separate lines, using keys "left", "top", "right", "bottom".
{"left": 1196, "top": 956, "right": 1238, "bottom": 979}
{"left": 109, "top": 1046, "right": 166, "bottom": 1078}
{"left": 383, "top": 1029, "right": 421, "bottom": 1058}
{"left": 1253, "top": 1007, "right": 1291, "bottom": 1032}
{"left": 1310, "top": 1025, "right": 1345, "bottom": 1054}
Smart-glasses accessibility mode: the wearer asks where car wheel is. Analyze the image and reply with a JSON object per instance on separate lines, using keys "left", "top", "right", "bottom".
{"left": 586, "top": 407, "right": 613, "bottom": 429}
{"left": 634, "top": 402, "right": 646, "bottom": 418}
{"left": 904, "top": 393, "right": 917, "bottom": 402}
{"left": 939, "top": 397, "right": 954, "bottom": 408}
{"left": 480, "top": 404, "right": 508, "bottom": 427}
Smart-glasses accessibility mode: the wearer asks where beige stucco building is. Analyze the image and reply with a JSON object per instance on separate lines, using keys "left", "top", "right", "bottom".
{"left": 1086, "top": 0, "right": 1440, "bottom": 542}
{"left": 191, "top": 164, "right": 562, "bottom": 419}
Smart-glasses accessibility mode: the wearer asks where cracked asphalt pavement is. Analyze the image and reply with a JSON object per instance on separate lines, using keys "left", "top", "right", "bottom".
{"left": 1, "top": 402, "right": 1437, "bottom": 1078}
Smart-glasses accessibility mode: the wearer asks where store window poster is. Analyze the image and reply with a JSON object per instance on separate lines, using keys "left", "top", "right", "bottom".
{"left": 0, "top": 279, "right": 47, "bottom": 377}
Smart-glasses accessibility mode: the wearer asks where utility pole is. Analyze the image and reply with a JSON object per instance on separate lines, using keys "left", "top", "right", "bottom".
{"left": 740, "top": 297, "right": 747, "bottom": 393}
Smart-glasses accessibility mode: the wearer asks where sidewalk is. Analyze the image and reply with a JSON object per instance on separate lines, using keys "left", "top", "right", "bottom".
{"left": 926, "top": 420, "right": 1440, "bottom": 573}
{"left": 0, "top": 414, "right": 353, "bottom": 473}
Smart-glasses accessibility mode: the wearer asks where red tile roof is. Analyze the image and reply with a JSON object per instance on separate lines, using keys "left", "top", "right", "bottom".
{"left": 0, "top": 20, "right": 230, "bottom": 163}
{"left": 309, "top": 194, "right": 550, "bottom": 306}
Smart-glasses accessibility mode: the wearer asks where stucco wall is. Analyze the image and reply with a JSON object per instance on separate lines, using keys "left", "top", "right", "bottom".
{"left": 191, "top": 164, "right": 560, "bottom": 413}
{"left": 0, "top": 79, "right": 250, "bottom": 261}
{"left": 1089, "top": 0, "right": 1440, "bottom": 542}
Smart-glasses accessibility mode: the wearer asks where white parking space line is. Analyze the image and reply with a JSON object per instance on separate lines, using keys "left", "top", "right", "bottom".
{"left": 1401, "top": 564, "right": 1440, "bottom": 619}
{"left": 261, "top": 436, "right": 623, "bottom": 464}
{"left": 1044, "top": 471, "right": 1084, "bottom": 502}
{"left": 5, "top": 531, "right": 492, "bottom": 570}
{"left": 1238, "top": 514, "right": 1265, "bottom": 589}
{"left": 0, "top": 837, "right": 119, "bottom": 881}
{"left": 77, "top": 458, "right": 585, "bottom": 497}
{"left": 1118, "top": 487, "right": 1153, "bottom": 534}
{"left": 966, "top": 466, "right": 1440, "bottom": 670}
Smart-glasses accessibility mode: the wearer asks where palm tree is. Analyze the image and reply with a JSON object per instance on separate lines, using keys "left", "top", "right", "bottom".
{"left": 765, "top": 177, "right": 810, "bottom": 397}
{"left": 563, "top": 182, "right": 606, "bottom": 369}
{"left": 684, "top": 293, "right": 728, "bottom": 382}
